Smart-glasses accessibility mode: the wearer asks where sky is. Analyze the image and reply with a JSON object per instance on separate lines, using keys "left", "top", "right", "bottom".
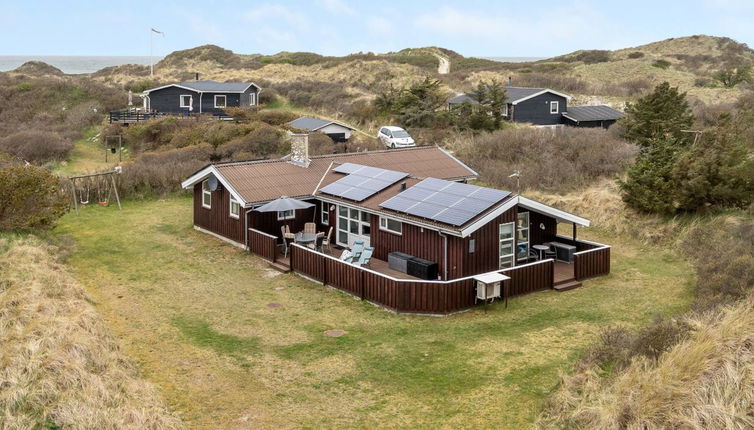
{"left": 1, "top": 0, "right": 753, "bottom": 58}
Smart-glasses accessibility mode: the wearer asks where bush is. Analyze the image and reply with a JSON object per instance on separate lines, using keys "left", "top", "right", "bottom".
{"left": 0, "top": 165, "right": 68, "bottom": 230}
{"left": 118, "top": 144, "right": 214, "bottom": 197}
{"left": 0, "top": 130, "right": 73, "bottom": 163}
{"left": 651, "top": 59, "right": 671, "bottom": 69}
{"left": 563, "top": 50, "right": 611, "bottom": 64}
{"left": 627, "top": 51, "right": 645, "bottom": 59}
{"left": 454, "top": 127, "right": 637, "bottom": 192}
{"left": 216, "top": 123, "right": 286, "bottom": 160}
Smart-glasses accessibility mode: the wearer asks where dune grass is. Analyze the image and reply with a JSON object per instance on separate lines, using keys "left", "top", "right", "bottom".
{"left": 53, "top": 195, "right": 694, "bottom": 429}
{"left": 0, "top": 236, "right": 182, "bottom": 429}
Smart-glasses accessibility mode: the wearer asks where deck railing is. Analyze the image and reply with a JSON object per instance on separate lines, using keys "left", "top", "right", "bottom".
{"left": 248, "top": 229, "right": 278, "bottom": 263}
{"left": 289, "top": 244, "right": 555, "bottom": 315}
{"left": 108, "top": 110, "right": 167, "bottom": 123}
{"left": 574, "top": 246, "right": 611, "bottom": 280}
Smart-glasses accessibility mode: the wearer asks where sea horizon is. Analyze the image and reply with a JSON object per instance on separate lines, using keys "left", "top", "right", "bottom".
{"left": 0, "top": 55, "right": 161, "bottom": 74}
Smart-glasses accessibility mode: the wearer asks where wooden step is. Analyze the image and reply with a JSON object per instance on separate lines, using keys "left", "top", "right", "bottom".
{"left": 267, "top": 261, "right": 291, "bottom": 273}
{"left": 553, "top": 280, "right": 582, "bottom": 292}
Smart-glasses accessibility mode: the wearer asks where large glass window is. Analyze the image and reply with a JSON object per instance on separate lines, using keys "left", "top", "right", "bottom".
{"left": 499, "top": 222, "right": 515, "bottom": 268}
{"left": 517, "top": 211, "right": 530, "bottom": 261}
{"left": 180, "top": 95, "right": 192, "bottom": 108}
{"left": 321, "top": 203, "right": 329, "bottom": 225}
{"left": 214, "top": 95, "right": 227, "bottom": 108}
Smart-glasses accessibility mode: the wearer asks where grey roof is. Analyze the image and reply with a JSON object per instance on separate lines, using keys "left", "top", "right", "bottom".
{"left": 448, "top": 94, "right": 479, "bottom": 105}
{"left": 288, "top": 116, "right": 354, "bottom": 131}
{"left": 178, "top": 80, "right": 252, "bottom": 92}
{"left": 448, "top": 87, "right": 564, "bottom": 105}
{"left": 563, "top": 105, "right": 625, "bottom": 123}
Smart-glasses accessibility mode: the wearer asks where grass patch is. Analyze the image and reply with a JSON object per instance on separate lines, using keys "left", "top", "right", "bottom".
{"left": 53, "top": 126, "right": 130, "bottom": 176}
{"left": 54, "top": 195, "right": 694, "bottom": 429}
{"left": 173, "top": 315, "right": 261, "bottom": 358}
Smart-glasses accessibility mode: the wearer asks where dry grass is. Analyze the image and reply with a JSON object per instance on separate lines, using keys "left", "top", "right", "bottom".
{"left": 526, "top": 179, "right": 682, "bottom": 243}
{"left": 0, "top": 236, "right": 182, "bottom": 429}
{"left": 536, "top": 297, "right": 754, "bottom": 429}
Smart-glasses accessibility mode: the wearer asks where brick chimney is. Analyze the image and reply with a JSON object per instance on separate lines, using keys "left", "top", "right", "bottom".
{"left": 289, "top": 133, "right": 310, "bottom": 167}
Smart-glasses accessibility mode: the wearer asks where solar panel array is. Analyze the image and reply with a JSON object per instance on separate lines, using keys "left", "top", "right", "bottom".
{"left": 319, "top": 163, "right": 409, "bottom": 202}
{"left": 380, "top": 178, "right": 510, "bottom": 226}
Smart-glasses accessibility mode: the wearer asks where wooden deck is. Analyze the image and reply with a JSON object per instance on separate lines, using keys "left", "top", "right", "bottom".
{"left": 273, "top": 245, "right": 420, "bottom": 280}
{"left": 553, "top": 261, "right": 581, "bottom": 291}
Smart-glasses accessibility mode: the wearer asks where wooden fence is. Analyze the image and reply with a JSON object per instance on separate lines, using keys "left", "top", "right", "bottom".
{"left": 574, "top": 246, "right": 611, "bottom": 280}
{"left": 289, "top": 244, "right": 555, "bottom": 315}
{"left": 248, "top": 229, "right": 278, "bottom": 263}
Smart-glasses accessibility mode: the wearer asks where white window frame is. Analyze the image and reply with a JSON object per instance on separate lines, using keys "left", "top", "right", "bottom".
{"left": 516, "top": 211, "right": 530, "bottom": 261}
{"left": 214, "top": 94, "right": 227, "bottom": 108}
{"left": 379, "top": 217, "right": 402, "bottom": 235}
{"left": 277, "top": 210, "right": 295, "bottom": 220}
{"left": 180, "top": 94, "right": 192, "bottom": 108}
{"left": 229, "top": 195, "right": 240, "bottom": 219}
{"left": 321, "top": 203, "right": 329, "bottom": 225}
{"left": 550, "top": 101, "right": 559, "bottom": 114}
{"left": 250, "top": 92, "right": 256, "bottom": 106}
{"left": 499, "top": 222, "right": 515, "bottom": 269}
{"left": 201, "top": 180, "right": 211, "bottom": 209}
{"left": 502, "top": 104, "right": 509, "bottom": 117}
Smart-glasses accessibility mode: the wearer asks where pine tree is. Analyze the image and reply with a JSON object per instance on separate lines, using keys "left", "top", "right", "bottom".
{"left": 622, "top": 82, "right": 694, "bottom": 151}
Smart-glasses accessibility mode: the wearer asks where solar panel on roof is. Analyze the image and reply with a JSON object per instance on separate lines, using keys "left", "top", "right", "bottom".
{"left": 320, "top": 163, "right": 409, "bottom": 202}
{"left": 379, "top": 178, "right": 510, "bottom": 226}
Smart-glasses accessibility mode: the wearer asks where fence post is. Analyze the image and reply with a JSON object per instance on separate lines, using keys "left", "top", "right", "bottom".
{"left": 289, "top": 245, "right": 294, "bottom": 272}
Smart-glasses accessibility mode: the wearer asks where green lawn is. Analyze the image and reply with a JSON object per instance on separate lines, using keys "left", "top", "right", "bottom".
{"left": 54, "top": 196, "right": 694, "bottom": 429}
{"left": 53, "top": 126, "right": 131, "bottom": 176}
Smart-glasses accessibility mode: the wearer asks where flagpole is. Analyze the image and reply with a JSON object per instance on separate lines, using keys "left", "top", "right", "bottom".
{"left": 150, "top": 29, "right": 154, "bottom": 77}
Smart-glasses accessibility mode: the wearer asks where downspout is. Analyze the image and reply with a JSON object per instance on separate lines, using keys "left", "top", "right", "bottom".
{"left": 199, "top": 92, "right": 203, "bottom": 114}
{"left": 438, "top": 231, "right": 448, "bottom": 280}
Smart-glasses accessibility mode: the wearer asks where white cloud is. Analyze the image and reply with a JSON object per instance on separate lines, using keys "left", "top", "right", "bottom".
{"left": 245, "top": 4, "right": 310, "bottom": 30}
{"left": 318, "top": 0, "right": 357, "bottom": 17}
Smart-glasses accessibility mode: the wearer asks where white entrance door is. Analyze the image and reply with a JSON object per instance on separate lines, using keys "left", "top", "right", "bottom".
{"left": 337, "top": 206, "right": 371, "bottom": 248}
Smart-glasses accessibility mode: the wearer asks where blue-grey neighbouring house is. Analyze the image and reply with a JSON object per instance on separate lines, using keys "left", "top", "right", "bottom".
{"left": 448, "top": 86, "right": 571, "bottom": 126}
{"left": 287, "top": 116, "right": 356, "bottom": 142}
{"left": 561, "top": 105, "right": 625, "bottom": 129}
{"left": 141, "top": 80, "right": 261, "bottom": 115}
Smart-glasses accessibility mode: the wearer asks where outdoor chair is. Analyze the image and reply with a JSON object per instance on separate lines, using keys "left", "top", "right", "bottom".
{"left": 339, "top": 249, "right": 353, "bottom": 262}
{"left": 354, "top": 247, "right": 374, "bottom": 267}
{"left": 543, "top": 243, "right": 556, "bottom": 259}
{"left": 304, "top": 222, "right": 316, "bottom": 234}
{"left": 351, "top": 241, "right": 365, "bottom": 260}
{"left": 280, "top": 226, "right": 295, "bottom": 257}
{"left": 309, "top": 232, "right": 325, "bottom": 251}
{"left": 321, "top": 226, "right": 333, "bottom": 252}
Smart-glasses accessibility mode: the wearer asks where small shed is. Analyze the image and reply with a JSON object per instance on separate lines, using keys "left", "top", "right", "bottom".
{"left": 562, "top": 105, "right": 624, "bottom": 129}
{"left": 288, "top": 116, "right": 356, "bottom": 142}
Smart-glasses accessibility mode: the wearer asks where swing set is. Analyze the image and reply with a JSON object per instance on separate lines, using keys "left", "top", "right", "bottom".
{"left": 69, "top": 168, "right": 122, "bottom": 215}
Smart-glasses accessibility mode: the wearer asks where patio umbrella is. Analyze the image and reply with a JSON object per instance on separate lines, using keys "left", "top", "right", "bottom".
{"left": 253, "top": 196, "right": 314, "bottom": 212}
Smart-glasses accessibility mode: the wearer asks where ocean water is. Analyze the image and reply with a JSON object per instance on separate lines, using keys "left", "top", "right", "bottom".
{"left": 0, "top": 56, "right": 162, "bottom": 74}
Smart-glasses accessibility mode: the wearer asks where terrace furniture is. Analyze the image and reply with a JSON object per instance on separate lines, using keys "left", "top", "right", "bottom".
{"left": 548, "top": 241, "right": 576, "bottom": 263}
{"left": 295, "top": 232, "right": 317, "bottom": 245}
{"left": 533, "top": 244, "right": 550, "bottom": 260}
{"left": 388, "top": 252, "right": 412, "bottom": 273}
{"left": 339, "top": 249, "right": 353, "bottom": 262}
{"left": 354, "top": 247, "right": 374, "bottom": 267}
{"left": 407, "top": 256, "right": 439, "bottom": 280}
{"left": 321, "top": 226, "right": 333, "bottom": 252}
{"left": 281, "top": 226, "right": 295, "bottom": 257}
{"left": 310, "top": 232, "right": 325, "bottom": 251}
{"left": 304, "top": 222, "right": 316, "bottom": 234}
{"left": 351, "top": 241, "right": 365, "bottom": 260}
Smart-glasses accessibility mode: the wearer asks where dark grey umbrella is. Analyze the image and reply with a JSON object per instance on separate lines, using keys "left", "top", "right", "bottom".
{"left": 253, "top": 196, "right": 315, "bottom": 212}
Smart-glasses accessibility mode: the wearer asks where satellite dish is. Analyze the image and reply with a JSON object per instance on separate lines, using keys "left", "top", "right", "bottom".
{"left": 207, "top": 174, "right": 222, "bottom": 191}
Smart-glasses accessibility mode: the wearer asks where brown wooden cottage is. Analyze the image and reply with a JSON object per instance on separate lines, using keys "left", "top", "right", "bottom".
{"left": 181, "top": 136, "right": 610, "bottom": 314}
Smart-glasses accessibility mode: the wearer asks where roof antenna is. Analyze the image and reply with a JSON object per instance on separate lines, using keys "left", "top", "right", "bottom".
{"left": 508, "top": 170, "right": 521, "bottom": 195}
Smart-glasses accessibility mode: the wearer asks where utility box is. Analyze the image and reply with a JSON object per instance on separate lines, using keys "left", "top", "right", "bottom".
{"left": 474, "top": 272, "right": 509, "bottom": 302}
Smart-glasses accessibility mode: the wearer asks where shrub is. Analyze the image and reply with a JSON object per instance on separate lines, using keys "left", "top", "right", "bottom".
{"left": 256, "top": 110, "right": 298, "bottom": 126}
{"left": 563, "top": 50, "right": 611, "bottom": 64}
{"left": 651, "top": 59, "right": 671, "bottom": 69}
{"left": 307, "top": 132, "right": 342, "bottom": 155}
{"left": 453, "top": 127, "right": 637, "bottom": 192}
{"left": 0, "top": 165, "right": 68, "bottom": 230}
{"left": 118, "top": 144, "right": 214, "bottom": 197}
{"left": 627, "top": 51, "right": 645, "bottom": 59}
{"left": 216, "top": 123, "right": 286, "bottom": 160}
{"left": 0, "top": 130, "right": 73, "bottom": 163}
